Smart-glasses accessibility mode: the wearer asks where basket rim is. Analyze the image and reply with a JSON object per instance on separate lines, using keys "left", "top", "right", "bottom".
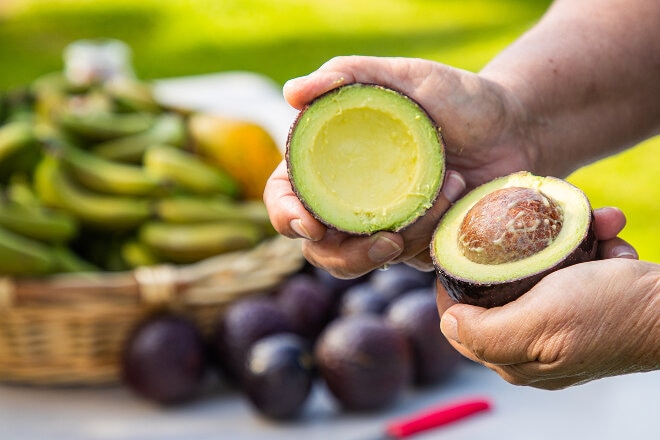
{"left": 0, "top": 234, "right": 303, "bottom": 309}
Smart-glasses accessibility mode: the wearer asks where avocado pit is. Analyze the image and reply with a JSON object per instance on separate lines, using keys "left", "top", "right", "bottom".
{"left": 431, "top": 171, "right": 597, "bottom": 308}
{"left": 458, "top": 187, "right": 564, "bottom": 265}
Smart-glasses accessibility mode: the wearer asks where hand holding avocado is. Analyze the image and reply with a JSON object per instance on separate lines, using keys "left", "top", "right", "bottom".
{"left": 264, "top": 0, "right": 660, "bottom": 388}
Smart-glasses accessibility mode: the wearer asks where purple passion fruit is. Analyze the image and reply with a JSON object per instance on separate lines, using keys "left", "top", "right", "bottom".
{"left": 385, "top": 289, "right": 461, "bottom": 385}
{"left": 121, "top": 314, "right": 207, "bottom": 405}
{"left": 275, "top": 273, "right": 336, "bottom": 339}
{"left": 432, "top": 171, "right": 597, "bottom": 308}
{"left": 315, "top": 314, "right": 412, "bottom": 412}
{"left": 286, "top": 83, "right": 445, "bottom": 235}
{"left": 242, "top": 333, "right": 314, "bottom": 420}
{"left": 211, "top": 297, "right": 293, "bottom": 382}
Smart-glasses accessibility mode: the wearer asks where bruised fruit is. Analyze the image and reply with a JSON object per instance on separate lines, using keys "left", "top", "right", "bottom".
{"left": 242, "top": 333, "right": 314, "bottom": 420}
{"left": 315, "top": 315, "right": 412, "bottom": 412}
{"left": 432, "top": 171, "right": 597, "bottom": 308}
{"left": 121, "top": 314, "right": 207, "bottom": 405}
{"left": 386, "top": 289, "right": 461, "bottom": 386}
{"left": 287, "top": 83, "right": 445, "bottom": 234}
{"left": 212, "top": 297, "right": 293, "bottom": 382}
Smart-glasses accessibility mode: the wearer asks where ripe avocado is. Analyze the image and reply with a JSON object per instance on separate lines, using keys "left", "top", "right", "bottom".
{"left": 287, "top": 83, "right": 445, "bottom": 234}
{"left": 431, "top": 171, "right": 597, "bottom": 307}
{"left": 315, "top": 314, "right": 412, "bottom": 412}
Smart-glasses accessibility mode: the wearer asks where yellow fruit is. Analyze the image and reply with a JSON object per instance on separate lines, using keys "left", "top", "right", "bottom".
{"left": 188, "top": 113, "right": 283, "bottom": 200}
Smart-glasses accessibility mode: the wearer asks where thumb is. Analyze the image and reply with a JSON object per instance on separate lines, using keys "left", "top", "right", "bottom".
{"left": 440, "top": 303, "right": 538, "bottom": 366}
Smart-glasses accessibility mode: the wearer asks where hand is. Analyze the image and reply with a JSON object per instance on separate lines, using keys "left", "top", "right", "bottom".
{"left": 265, "top": 56, "right": 534, "bottom": 277}
{"left": 437, "top": 207, "right": 660, "bottom": 389}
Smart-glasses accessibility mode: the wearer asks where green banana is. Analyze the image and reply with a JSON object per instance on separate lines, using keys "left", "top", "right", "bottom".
{"left": 0, "top": 120, "right": 41, "bottom": 182}
{"left": 104, "top": 78, "right": 162, "bottom": 113}
{"left": 92, "top": 113, "right": 186, "bottom": 162}
{"left": 144, "top": 144, "right": 241, "bottom": 197}
{"left": 4, "top": 174, "right": 41, "bottom": 207}
{"left": 60, "top": 142, "right": 165, "bottom": 196}
{"left": 57, "top": 110, "right": 156, "bottom": 142}
{"left": 138, "top": 221, "right": 264, "bottom": 264}
{"left": 0, "top": 120, "right": 34, "bottom": 161}
{"left": 0, "top": 225, "right": 58, "bottom": 276}
{"left": 51, "top": 245, "right": 99, "bottom": 273}
{"left": 0, "top": 198, "right": 78, "bottom": 244}
{"left": 154, "top": 195, "right": 271, "bottom": 225}
{"left": 120, "top": 239, "right": 162, "bottom": 268}
{"left": 34, "top": 156, "right": 151, "bottom": 230}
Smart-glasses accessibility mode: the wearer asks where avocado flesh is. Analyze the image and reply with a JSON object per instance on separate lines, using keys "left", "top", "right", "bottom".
{"left": 432, "top": 172, "right": 597, "bottom": 307}
{"left": 287, "top": 84, "right": 444, "bottom": 234}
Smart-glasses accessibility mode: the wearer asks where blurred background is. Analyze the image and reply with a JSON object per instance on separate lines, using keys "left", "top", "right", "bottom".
{"left": 1, "top": 0, "right": 657, "bottom": 262}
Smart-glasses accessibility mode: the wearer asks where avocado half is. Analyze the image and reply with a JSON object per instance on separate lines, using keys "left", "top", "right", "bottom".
{"left": 431, "top": 171, "right": 597, "bottom": 308}
{"left": 286, "top": 83, "right": 445, "bottom": 235}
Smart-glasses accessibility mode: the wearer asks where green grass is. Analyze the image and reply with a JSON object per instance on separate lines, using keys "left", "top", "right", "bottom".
{"left": 1, "top": 0, "right": 657, "bottom": 261}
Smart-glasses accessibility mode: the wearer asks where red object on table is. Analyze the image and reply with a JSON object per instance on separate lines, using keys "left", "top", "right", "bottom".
{"left": 384, "top": 397, "right": 492, "bottom": 438}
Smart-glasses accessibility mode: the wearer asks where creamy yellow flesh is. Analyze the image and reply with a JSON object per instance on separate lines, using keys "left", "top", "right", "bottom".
{"left": 289, "top": 85, "right": 443, "bottom": 233}
{"left": 433, "top": 172, "right": 590, "bottom": 282}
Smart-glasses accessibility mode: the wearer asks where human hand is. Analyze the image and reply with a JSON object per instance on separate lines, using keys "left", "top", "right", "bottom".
{"left": 437, "top": 207, "right": 660, "bottom": 389}
{"left": 265, "top": 56, "right": 533, "bottom": 277}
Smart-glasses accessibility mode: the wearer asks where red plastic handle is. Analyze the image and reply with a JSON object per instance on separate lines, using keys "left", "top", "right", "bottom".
{"left": 385, "top": 397, "right": 492, "bottom": 438}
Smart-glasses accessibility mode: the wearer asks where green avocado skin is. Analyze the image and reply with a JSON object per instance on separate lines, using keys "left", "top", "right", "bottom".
{"left": 437, "top": 214, "right": 597, "bottom": 308}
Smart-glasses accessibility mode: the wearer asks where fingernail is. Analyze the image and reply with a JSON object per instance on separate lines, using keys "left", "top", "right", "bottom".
{"left": 443, "top": 171, "right": 466, "bottom": 203}
{"left": 368, "top": 235, "right": 402, "bottom": 264}
{"left": 612, "top": 245, "right": 638, "bottom": 259}
{"left": 441, "top": 313, "right": 460, "bottom": 343}
{"left": 289, "top": 219, "right": 313, "bottom": 240}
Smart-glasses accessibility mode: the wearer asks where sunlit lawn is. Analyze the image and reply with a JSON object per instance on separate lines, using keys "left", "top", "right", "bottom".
{"left": 1, "top": 0, "right": 657, "bottom": 261}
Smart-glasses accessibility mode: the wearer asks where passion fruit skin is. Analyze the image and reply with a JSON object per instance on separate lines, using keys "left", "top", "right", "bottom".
{"left": 314, "top": 314, "right": 412, "bottom": 412}
{"left": 286, "top": 83, "right": 445, "bottom": 235}
{"left": 432, "top": 172, "right": 598, "bottom": 308}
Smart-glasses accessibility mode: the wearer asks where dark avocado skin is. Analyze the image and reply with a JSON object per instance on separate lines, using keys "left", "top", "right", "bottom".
{"left": 437, "top": 213, "right": 597, "bottom": 308}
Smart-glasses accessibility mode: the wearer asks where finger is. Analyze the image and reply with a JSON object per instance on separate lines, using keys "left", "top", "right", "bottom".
{"left": 489, "top": 363, "right": 590, "bottom": 390}
{"left": 263, "top": 160, "right": 326, "bottom": 240}
{"left": 302, "top": 230, "right": 404, "bottom": 279}
{"left": 402, "top": 249, "right": 435, "bottom": 272}
{"left": 440, "top": 302, "right": 539, "bottom": 366}
{"left": 592, "top": 206, "right": 626, "bottom": 240}
{"left": 435, "top": 279, "right": 457, "bottom": 316}
{"left": 597, "top": 236, "right": 639, "bottom": 260}
{"left": 283, "top": 56, "right": 428, "bottom": 109}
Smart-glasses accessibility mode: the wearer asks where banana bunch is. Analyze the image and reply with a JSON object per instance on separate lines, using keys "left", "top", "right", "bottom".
{"left": 0, "top": 66, "right": 278, "bottom": 277}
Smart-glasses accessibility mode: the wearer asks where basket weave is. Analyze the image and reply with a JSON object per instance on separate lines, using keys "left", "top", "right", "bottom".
{"left": 0, "top": 235, "right": 304, "bottom": 386}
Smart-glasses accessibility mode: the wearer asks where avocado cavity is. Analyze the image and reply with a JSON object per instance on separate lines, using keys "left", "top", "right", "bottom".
{"left": 287, "top": 83, "right": 445, "bottom": 234}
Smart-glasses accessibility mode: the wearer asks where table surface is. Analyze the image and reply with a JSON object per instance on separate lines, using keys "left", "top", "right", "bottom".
{"left": 2, "top": 73, "right": 657, "bottom": 440}
{"left": 1, "top": 362, "right": 658, "bottom": 440}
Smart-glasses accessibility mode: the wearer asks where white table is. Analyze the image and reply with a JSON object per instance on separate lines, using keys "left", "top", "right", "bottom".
{"left": 1, "top": 362, "right": 658, "bottom": 440}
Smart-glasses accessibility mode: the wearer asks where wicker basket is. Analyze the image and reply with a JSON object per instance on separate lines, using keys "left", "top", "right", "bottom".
{"left": 0, "top": 235, "right": 304, "bottom": 386}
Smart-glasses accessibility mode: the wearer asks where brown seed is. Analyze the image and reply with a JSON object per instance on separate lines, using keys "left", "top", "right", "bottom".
{"left": 457, "top": 187, "right": 563, "bottom": 264}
